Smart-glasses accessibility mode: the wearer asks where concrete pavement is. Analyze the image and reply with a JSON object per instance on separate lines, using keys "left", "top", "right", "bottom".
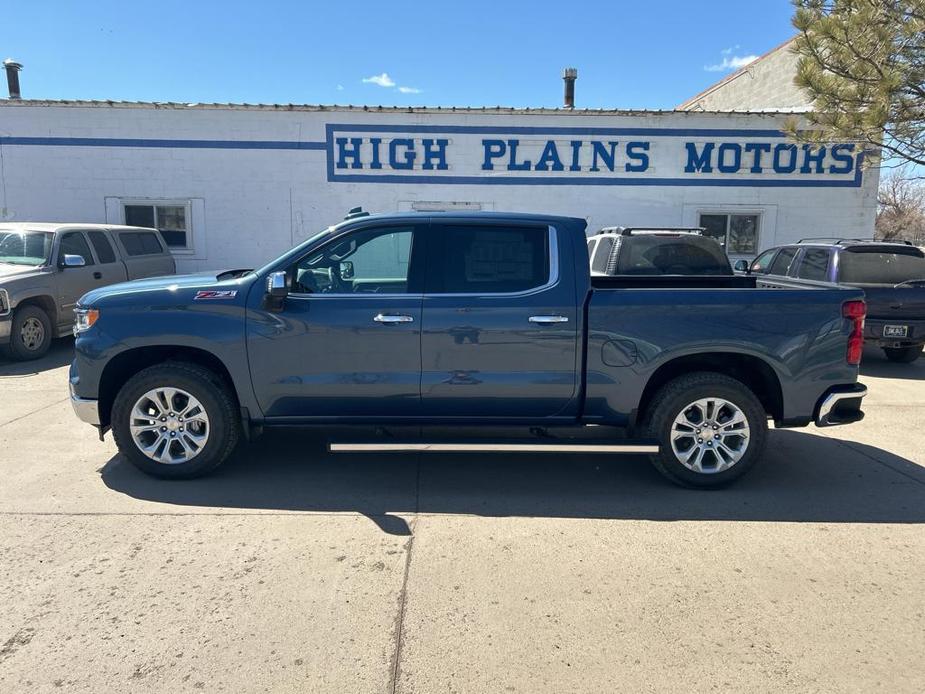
{"left": 0, "top": 340, "right": 923, "bottom": 692}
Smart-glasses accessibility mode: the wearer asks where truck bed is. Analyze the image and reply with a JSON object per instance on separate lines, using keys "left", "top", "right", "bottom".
{"left": 592, "top": 275, "right": 756, "bottom": 290}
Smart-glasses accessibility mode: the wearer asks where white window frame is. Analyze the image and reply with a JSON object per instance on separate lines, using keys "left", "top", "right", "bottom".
{"left": 120, "top": 199, "right": 195, "bottom": 255}
{"left": 696, "top": 209, "right": 763, "bottom": 257}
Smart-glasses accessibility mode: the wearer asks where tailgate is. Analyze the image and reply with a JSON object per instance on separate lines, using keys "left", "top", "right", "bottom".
{"left": 858, "top": 286, "right": 925, "bottom": 320}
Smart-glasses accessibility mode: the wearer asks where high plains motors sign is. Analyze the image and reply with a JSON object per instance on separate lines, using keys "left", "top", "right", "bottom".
{"left": 325, "top": 124, "right": 862, "bottom": 187}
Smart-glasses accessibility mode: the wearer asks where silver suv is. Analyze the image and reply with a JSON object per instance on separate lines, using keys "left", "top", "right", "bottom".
{"left": 0, "top": 223, "right": 176, "bottom": 360}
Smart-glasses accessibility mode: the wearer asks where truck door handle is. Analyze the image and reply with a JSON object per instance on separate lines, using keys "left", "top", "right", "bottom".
{"left": 529, "top": 315, "right": 569, "bottom": 324}
{"left": 373, "top": 313, "right": 414, "bottom": 324}
{"left": 93, "top": 272, "right": 102, "bottom": 279}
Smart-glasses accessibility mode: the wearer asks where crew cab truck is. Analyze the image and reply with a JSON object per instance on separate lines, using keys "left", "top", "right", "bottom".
{"left": 69, "top": 211, "right": 868, "bottom": 488}
{"left": 736, "top": 239, "right": 925, "bottom": 363}
{"left": 0, "top": 223, "right": 175, "bottom": 360}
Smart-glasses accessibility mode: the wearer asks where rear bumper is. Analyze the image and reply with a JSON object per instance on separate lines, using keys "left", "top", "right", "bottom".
{"left": 865, "top": 318, "right": 925, "bottom": 347}
{"left": 815, "top": 383, "right": 867, "bottom": 427}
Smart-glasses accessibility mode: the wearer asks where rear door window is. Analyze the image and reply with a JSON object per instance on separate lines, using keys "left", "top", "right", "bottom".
{"left": 87, "top": 231, "right": 117, "bottom": 264}
{"left": 794, "top": 248, "right": 831, "bottom": 282}
{"left": 768, "top": 247, "right": 798, "bottom": 276}
{"left": 119, "top": 231, "right": 165, "bottom": 256}
{"left": 427, "top": 224, "right": 550, "bottom": 294}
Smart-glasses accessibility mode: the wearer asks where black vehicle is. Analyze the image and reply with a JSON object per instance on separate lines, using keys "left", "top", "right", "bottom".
{"left": 735, "top": 239, "right": 925, "bottom": 363}
{"left": 588, "top": 227, "right": 733, "bottom": 277}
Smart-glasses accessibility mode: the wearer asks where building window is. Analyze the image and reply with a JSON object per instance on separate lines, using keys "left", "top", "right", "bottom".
{"left": 123, "top": 202, "right": 192, "bottom": 251}
{"left": 699, "top": 213, "right": 760, "bottom": 255}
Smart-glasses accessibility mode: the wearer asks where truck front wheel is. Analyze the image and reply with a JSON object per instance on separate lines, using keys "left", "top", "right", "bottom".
{"left": 5, "top": 305, "right": 52, "bottom": 360}
{"left": 111, "top": 362, "right": 240, "bottom": 479}
{"left": 644, "top": 372, "right": 768, "bottom": 488}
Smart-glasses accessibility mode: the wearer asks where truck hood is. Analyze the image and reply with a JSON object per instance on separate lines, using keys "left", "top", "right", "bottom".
{"left": 0, "top": 263, "right": 50, "bottom": 285}
{"left": 79, "top": 271, "right": 253, "bottom": 306}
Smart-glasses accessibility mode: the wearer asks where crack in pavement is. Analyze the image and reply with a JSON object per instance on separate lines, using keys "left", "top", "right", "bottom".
{"left": 0, "top": 398, "right": 69, "bottom": 429}
{"left": 388, "top": 457, "right": 421, "bottom": 694}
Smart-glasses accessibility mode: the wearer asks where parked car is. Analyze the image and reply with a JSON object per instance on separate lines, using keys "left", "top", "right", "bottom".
{"left": 0, "top": 223, "right": 176, "bottom": 360}
{"left": 735, "top": 238, "right": 925, "bottom": 363}
{"left": 587, "top": 227, "right": 733, "bottom": 276}
{"left": 69, "top": 211, "right": 867, "bottom": 488}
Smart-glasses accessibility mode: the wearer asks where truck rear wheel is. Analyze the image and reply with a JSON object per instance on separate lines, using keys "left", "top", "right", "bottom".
{"left": 883, "top": 345, "right": 923, "bottom": 363}
{"left": 111, "top": 362, "right": 240, "bottom": 479}
{"left": 6, "top": 305, "right": 52, "bottom": 360}
{"left": 644, "top": 372, "right": 768, "bottom": 488}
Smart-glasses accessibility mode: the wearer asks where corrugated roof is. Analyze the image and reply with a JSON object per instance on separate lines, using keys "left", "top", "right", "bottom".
{"left": 0, "top": 98, "right": 805, "bottom": 117}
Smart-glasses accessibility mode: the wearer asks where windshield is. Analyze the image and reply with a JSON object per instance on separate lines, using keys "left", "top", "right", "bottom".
{"left": 0, "top": 230, "right": 54, "bottom": 266}
{"left": 839, "top": 248, "right": 925, "bottom": 284}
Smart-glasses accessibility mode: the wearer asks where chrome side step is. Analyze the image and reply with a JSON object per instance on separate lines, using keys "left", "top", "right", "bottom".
{"left": 329, "top": 442, "right": 658, "bottom": 454}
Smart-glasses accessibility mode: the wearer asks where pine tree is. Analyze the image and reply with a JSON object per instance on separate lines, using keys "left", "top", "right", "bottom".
{"left": 790, "top": 0, "right": 925, "bottom": 167}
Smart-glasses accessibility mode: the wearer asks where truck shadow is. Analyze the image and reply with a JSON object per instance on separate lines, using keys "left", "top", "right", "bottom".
{"left": 0, "top": 337, "right": 74, "bottom": 375}
{"left": 859, "top": 345, "right": 925, "bottom": 380}
{"left": 99, "top": 428, "right": 925, "bottom": 535}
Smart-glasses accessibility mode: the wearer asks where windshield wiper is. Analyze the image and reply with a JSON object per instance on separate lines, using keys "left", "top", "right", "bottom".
{"left": 894, "top": 278, "right": 925, "bottom": 288}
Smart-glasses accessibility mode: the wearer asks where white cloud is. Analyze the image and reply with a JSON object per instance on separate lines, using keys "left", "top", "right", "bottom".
{"left": 704, "top": 52, "right": 758, "bottom": 72}
{"left": 398, "top": 86, "right": 422, "bottom": 94}
{"left": 336, "top": 84, "right": 344, "bottom": 91}
{"left": 362, "top": 72, "right": 396, "bottom": 87}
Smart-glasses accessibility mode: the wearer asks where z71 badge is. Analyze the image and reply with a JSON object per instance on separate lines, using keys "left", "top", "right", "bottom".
{"left": 194, "top": 290, "right": 238, "bottom": 300}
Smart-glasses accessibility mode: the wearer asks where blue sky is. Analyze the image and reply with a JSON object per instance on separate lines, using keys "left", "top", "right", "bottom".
{"left": 0, "top": 0, "right": 796, "bottom": 109}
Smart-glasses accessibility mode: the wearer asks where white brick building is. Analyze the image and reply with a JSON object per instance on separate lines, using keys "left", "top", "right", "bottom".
{"left": 0, "top": 99, "right": 877, "bottom": 273}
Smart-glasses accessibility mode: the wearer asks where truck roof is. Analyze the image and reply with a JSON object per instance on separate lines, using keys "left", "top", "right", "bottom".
{"left": 0, "top": 222, "right": 160, "bottom": 233}
{"left": 335, "top": 210, "right": 587, "bottom": 228}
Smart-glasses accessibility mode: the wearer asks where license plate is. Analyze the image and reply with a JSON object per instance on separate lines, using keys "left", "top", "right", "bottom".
{"left": 883, "top": 325, "right": 909, "bottom": 338}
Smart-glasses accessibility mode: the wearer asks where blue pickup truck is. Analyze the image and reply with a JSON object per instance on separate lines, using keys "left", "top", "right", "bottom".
{"left": 69, "top": 211, "right": 868, "bottom": 487}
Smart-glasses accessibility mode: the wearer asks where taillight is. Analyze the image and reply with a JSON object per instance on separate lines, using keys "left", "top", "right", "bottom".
{"left": 842, "top": 300, "right": 866, "bottom": 365}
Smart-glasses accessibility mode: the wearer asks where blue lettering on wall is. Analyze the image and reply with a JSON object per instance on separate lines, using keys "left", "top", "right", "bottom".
{"left": 800, "top": 144, "right": 827, "bottom": 174}
{"left": 507, "top": 139, "right": 532, "bottom": 171}
{"left": 684, "top": 142, "right": 714, "bottom": 173}
{"left": 744, "top": 143, "right": 771, "bottom": 173}
{"left": 625, "top": 142, "right": 649, "bottom": 172}
{"left": 717, "top": 143, "right": 742, "bottom": 173}
{"left": 481, "top": 139, "right": 506, "bottom": 170}
{"left": 534, "top": 141, "right": 565, "bottom": 171}
{"left": 336, "top": 137, "right": 363, "bottom": 169}
{"left": 828, "top": 144, "right": 855, "bottom": 174}
{"left": 590, "top": 141, "right": 619, "bottom": 172}
{"left": 421, "top": 138, "right": 449, "bottom": 170}
{"left": 773, "top": 143, "right": 798, "bottom": 173}
{"left": 369, "top": 137, "right": 383, "bottom": 170}
{"left": 569, "top": 141, "right": 582, "bottom": 172}
{"left": 389, "top": 139, "right": 416, "bottom": 170}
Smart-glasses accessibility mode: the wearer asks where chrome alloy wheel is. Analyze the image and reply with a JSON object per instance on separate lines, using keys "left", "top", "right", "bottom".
{"left": 20, "top": 316, "right": 45, "bottom": 351}
{"left": 669, "top": 397, "right": 750, "bottom": 474}
{"left": 129, "top": 387, "right": 210, "bottom": 464}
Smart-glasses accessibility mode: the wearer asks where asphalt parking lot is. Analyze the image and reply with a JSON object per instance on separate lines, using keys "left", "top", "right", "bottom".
{"left": 1, "top": 341, "right": 923, "bottom": 693}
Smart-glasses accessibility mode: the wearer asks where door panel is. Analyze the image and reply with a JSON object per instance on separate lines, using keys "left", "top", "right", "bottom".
{"left": 246, "top": 224, "right": 424, "bottom": 418}
{"left": 55, "top": 231, "right": 100, "bottom": 330}
{"left": 420, "top": 223, "right": 579, "bottom": 418}
{"left": 85, "top": 230, "right": 129, "bottom": 287}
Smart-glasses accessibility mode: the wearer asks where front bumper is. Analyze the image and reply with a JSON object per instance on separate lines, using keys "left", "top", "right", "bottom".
{"left": 815, "top": 383, "right": 867, "bottom": 427}
{"left": 0, "top": 315, "right": 10, "bottom": 345}
{"left": 69, "top": 377, "right": 101, "bottom": 426}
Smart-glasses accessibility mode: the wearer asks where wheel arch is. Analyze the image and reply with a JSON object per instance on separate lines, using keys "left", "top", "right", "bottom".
{"left": 14, "top": 294, "right": 58, "bottom": 326}
{"left": 635, "top": 352, "right": 784, "bottom": 427}
{"left": 98, "top": 345, "right": 238, "bottom": 427}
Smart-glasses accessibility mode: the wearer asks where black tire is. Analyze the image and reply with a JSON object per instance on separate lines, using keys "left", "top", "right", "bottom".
{"left": 883, "top": 345, "right": 923, "bottom": 363}
{"left": 111, "top": 361, "right": 240, "bottom": 479}
{"left": 644, "top": 372, "right": 769, "bottom": 488}
{"left": 7, "top": 305, "right": 52, "bottom": 360}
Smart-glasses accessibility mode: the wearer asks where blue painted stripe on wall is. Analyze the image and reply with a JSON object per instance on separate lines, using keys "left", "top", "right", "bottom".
{"left": 326, "top": 172, "right": 864, "bottom": 188}
{"left": 0, "top": 136, "right": 327, "bottom": 150}
{"left": 326, "top": 123, "right": 790, "bottom": 138}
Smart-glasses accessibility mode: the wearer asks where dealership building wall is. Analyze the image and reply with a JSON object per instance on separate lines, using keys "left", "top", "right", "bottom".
{"left": 0, "top": 101, "right": 877, "bottom": 273}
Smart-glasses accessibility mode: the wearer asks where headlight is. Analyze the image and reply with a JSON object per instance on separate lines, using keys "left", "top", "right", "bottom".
{"left": 73, "top": 307, "right": 99, "bottom": 334}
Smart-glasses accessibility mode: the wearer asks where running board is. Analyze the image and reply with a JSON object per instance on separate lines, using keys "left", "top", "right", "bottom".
{"left": 329, "top": 442, "right": 659, "bottom": 454}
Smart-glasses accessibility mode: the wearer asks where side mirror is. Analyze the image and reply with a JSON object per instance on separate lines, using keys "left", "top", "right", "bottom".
{"left": 61, "top": 254, "right": 87, "bottom": 269}
{"left": 339, "top": 260, "right": 355, "bottom": 280}
{"left": 264, "top": 271, "right": 288, "bottom": 311}
{"left": 733, "top": 259, "right": 750, "bottom": 273}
